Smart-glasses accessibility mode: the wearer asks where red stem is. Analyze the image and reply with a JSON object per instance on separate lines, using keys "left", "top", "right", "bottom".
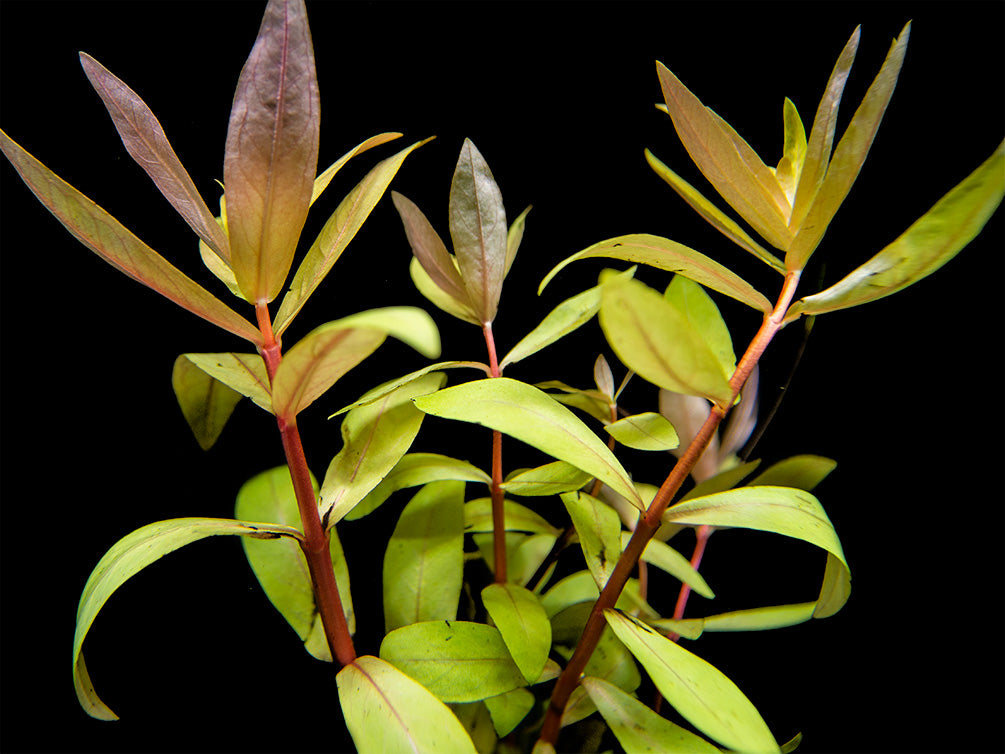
{"left": 256, "top": 303, "right": 357, "bottom": 667}
{"left": 483, "top": 322, "right": 507, "bottom": 583}
{"left": 536, "top": 271, "right": 801, "bottom": 747}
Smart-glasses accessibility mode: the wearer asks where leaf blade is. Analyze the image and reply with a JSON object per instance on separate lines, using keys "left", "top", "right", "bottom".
{"left": 482, "top": 584, "right": 551, "bottom": 684}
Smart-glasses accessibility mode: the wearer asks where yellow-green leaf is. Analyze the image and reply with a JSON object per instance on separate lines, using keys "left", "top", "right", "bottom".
{"left": 482, "top": 583, "right": 551, "bottom": 683}
{"left": 563, "top": 491, "right": 623, "bottom": 590}
{"left": 179, "top": 352, "right": 272, "bottom": 413}
{"left": 311, "top": 132, "right": 402, "bottom": 206}
{"left": 774, "top": 98, "right": 807, "bottom": 208}
{"left": 171, "top": 354, "right": 243, "bottom": 450}
{"left": 606, "top": 412, "right": 679, "bottom": 451}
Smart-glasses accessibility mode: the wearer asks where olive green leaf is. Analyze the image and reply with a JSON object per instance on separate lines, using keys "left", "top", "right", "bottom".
{"left": 774, "top": 98, "right": 807, "bottom": 208}
{"left": 415, "top": 379, "right": 643, "bottom": 509}
{"left": 499, "top": 461, "right": 592, "bottom": 497}
{"left": 582, "top": 676, "right": 720, "bottom": 754}
{"left": 605, "top": 610, "right": 780, "bottom": 753}
{"left": 0, "top": 130, "right": 261, "bottom": 344}
{"left": 178, "top": 352, "right": 273, "bottom": 413}
{"left": 749, "top": 455, "right": 837, "bottom": 491}
{"left": 562, "top": 491, "right": 623, "bottom": 590}
{"left": 348, "top": 452, "right": 490, "bottom": 522}
{"left": 74, "top": 517, "right": 301, "bottom": 720}
{"left": 274, "top": 138, "right": 433, "bottom": 335}
{"left": 311, "top": 132, "right": 402, "bottom": 206}
{"left": 483, "top": 688, "right": 535, "bottom": 738}
{"left": 540, "top": 233, "right": 771, "bottom": 313}
{"left": 235, "top": 467, "right": 354, "bottom": 660}
{"left": 600, "top": 276, "right": 733, "bottom": 408}
{"left": 171, "top": 355, "right": 243, "bottom": 450}
{"left": 645, "top": 149, "right": 785, "bottom": 273}
{"left": 79, "top": 53, "right": 230, "bottom": 264}
{"left": 380, "top": 621, "right": 529, "bottom": 703}
{"left": 655, "top": 602, "right": 818, "bottom": 641}
{"left": 450, "top": 139, "right": 508, "bottom": 323}
{"left": 655, "top": 61, "right": 792, "bottom": 251}
{"left": 320, "top": 373, "right": 444, "bottom": 527}
{"left": 786, "top": 140, "right": 1005, "bottom": 318}
{"left": 271, "top": 306, "right": 440, "bottom": 420}
{"left": 664, "top": 274, "right": 736, "bottom": 380}
{"left": 505, "top": 205, "right": 532, "bottom": 277}
{"left": 383, "top": 481, "right": 465, "bottom": 632}
{"left": 465, "top": 497, "right": 560, "bottom": 536}
{"left": 337, "top": 655, "right": 478, "bottom": 754}
{"left": 606, "top": 412, "right": 680, "bottom": 451}
{"left": 787, "top": 23, "right": 911, "bottom": 270}
{"left": 482, "top": 583, "right": 551, "bottom": 683}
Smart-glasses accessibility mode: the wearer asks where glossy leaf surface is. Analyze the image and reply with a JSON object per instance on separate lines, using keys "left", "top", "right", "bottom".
{"left": 171, "top": 355, "right": 243, "bottom": 450}
{"left": 540, "top": 233, "right": 771, "bottom": 312}
{"left": 750, "top": 454, "right": 837, "bottom": 491}
{"left": 74, "top": 517, "right": 300, "bottom": 719}
{"left": 787, "top": 140, "right": 1005, "bottom": 317}
{"left": 415, "top": 379, "right": 643, "bottom": 508}
{"left": 0, "top": 130, "right": 261, "bottom": 344}
{"left": 499, "top": 461, "right": 592, "bottom": 497}
{"left": 482, "top": 583, "right": 551, "bottom": 683}
{"left": 80, "top": 53, "right": 230, "bottom": 263}
{"left": 664, "top": 274, "right": 736, "bottom": 380}
{"left": 224, "top": 0, "right": 319, "bottom": 303}
{"left": 606, "top": 610, "right": 780, "bottom": 753}
{"left": 235, "top": 467, "right": 353, "bottom": 660}
{"left": 606, "top": 412, "right": 679, "bottom": 451}
{"left": 320, "top": 373, "right": 444, "bottom": 526}
{"left": 383, "top": 481, "right": 465, "bottom": 632}
{"left": 563, "top": 491, "right": 623, "bottom": 590}
{"left": 656, "top": 602, "right": 817, "bottom": 641}
{"left": 179, "top": 352, "right": 272, "bottom": 413}
{"left": 337, "top": 655, "right": 477, "bottom": 754}
{"left": 600, "top": 277, "right": 733, "bottom": 408}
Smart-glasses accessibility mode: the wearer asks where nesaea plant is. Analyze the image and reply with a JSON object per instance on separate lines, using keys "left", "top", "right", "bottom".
{"left": 1, "top": 2, "right": 1001, "bottom": 752}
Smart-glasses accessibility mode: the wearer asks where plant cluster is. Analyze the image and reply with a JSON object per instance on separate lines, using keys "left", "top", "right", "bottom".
{"left": 1, "top": 2, "right": 1001, "bottom": 753}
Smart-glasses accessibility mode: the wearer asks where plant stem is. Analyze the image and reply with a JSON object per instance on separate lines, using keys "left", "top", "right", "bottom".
{"left": 483, "top": 322, "right": 507, "bottom": 583}
{"left": 665, "top": 524, "right": 712, "bottom": 642}
{"left": 536, "top": 271, "right": 801, "bottom": 747}
{"left": 256, "top": 303, "right": 357, "bottom": 667}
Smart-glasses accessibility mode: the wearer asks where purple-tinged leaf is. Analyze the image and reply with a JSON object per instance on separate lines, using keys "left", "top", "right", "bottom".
{"left": 449, "top": 139, "right": 508, "bottom": 323}
{"left": 0, "top": 130, "right": 262, "bottom": 344}
{"left": 224, "top": 0, "right": 320, "bottom": 304}
{"left": 789, "top": 27, "right": 860, "bottom": 232}
{"left": 392, "top": 190, "right": 469, "bottom": 303}
{"left": 80, "top": 53, "right": 231, "bottom": 265}
{"left": 787, "top": 23, "right": 911, "bottom": 271}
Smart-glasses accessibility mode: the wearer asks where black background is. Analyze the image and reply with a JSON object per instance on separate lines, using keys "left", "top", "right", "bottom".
{"left": 1, "top": 2, "right": 1002, "bottom": 753}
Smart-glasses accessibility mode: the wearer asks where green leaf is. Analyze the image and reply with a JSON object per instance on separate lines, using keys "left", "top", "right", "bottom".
{"left": 482, "top": 584, "right": 551, "bottom": 683}
{"left": 499, "top": 461, "right": 592, "bottom": 497}
{"left": 465, "top": 497, "right": 560, "bottom": 536}
{"left": 605, "top": 610, "right": 780, "bottom": 753}
{"left": 540, "top": 233, "right": 771, "bottom": 312}
{"left": 272, "top": 306, "right": 440, "bottom": 419}
{"left": 787, "top": 140, "right": 1005, "bottom": 318}
{"left": 80, "top": 53, "right": 230, "bottom": 264}
{"left": 320, "top": 373, "right": 444, "bottom": 526}
{"left": 223, "top": 0, "right": 319, "bottom": 303}
{"left": 582, "top": 676, "right": 720, "bottom": 754}
{"left": 171, "top": 355, "right": 243, "bottom": 450}
{"left": 606, "top": 412, "right": 680, "bottom": 451}
{"left": 415, "top": 379, "right": 644, "bottom": 509}
{"left": 349, "top": 452, "right": 490, "bottom": 522}
{"left": 73, "top": 517, "right": 301, "bottom": 720}
{"left": 562, "top": 491, "right": 623, "bottom": 590}
{"left": 537, "top": 380, "right": 612, "bottom": 424}
{"left": 450, "top": 139, "right": 508, "bottom": 323}
{"left": 562, "top": 626, "right": 643, "bottom": 727}
{"left": 664, "top": 274, "right": 736, "bottom": 379}
{"left": 337, "top": 655, "right": 478, "bottom": 754}
{"left": 198, "top": 192, "right": 245, "bottom": 299}
{"left": 655, "top": 61, "right": 792, "bottom": 251}
{"left": 787, "top": 23, "right": 911, "bottom": 270}
{"left": 383, "top": 481, "right": 465, "bottom": 632}
{"left": 749, "top": 455, "right": 837, "bottom": 491}
{"left": 600, "top": 276, "right": 733, "bottom": 408}
{"left": 380, "top": 621, "right": 528, "bottom": 703}
{"left": 774, "top": 98, "right": 807, "bottom": 208}
{"left": 678, "top": 459, "right": 762, "bottom": 503}
{"left": 645, "top": 149, "right": 785, "bottom": 273}
{"left": 179, "top": 352, "right": 273, "bottom": 413}
{"left": 311, "top": 132, "right": 402, "bottom": 206}
{"left": 627, "top": 533, "right": 714, "bottom": 599}
{"left": 409, "top": 256, "right": 482, "bottom": 325}
{"left": 505, "top": 205, "right": 531, "bottom": 277}
{"left": 235, "top": 467, "right": 354, "bottom": 660}
{"left": 541, "top": 570, "right": 599, "bottom": 618}
{"left": 0, "top": 129, "right": 261, "bottom": 344}
{"left": 393, "top": 190, "right": 470, "bottom": 306}
{"left": 331, "top": 361, "right": 490, "bottom": 418}
{"left": 655, "top": 602, "right": 817, "bottom": 641}
{"left": 273, "top": 138, "right": 432, "bottom": 335}
{"left": 483, "top": 688, "right": 535, "bottom": 738}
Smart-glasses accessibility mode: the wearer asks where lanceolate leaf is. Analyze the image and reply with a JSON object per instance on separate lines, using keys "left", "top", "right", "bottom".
{"left": 410, "top": 256, "right": 483, "bottom": 324}
{"left": 320, "top": 373, "right": 445, "bottom": 527}
{"left": 311, "top": 132, "right": 402, "bottom": 206}
{"left": 393, "top": 190, "right": 469, "bottom": 304}
{"left": 645, "top": 149, "right": 785, "bottom": 273}
{"left": 750, "top": 455, "right": 837, "bottom": 491}
{"left": 505, "top": 205, "right": 532, "bottom": 277}
{"left": 274, "top": 138, "right": 433, "bottom": 335}
{"left": 655, "top": 602, "right": 818, "bottom": 641}
{"left": 74, "top": 517, "right": 301, "bottom": 720}
{"left": 562, "top": 627, "right": 643, "bottom": 727}
{"left": 331, "top": 361, "right": 491, "bottom": 417}
{"left": 562, "top": 491, "right": 624, "bottom": 590}
{"left": 664, "top": 275, "right": 736, "bottom": 380}
{"left": 539, "top": 233, "right": 772, "bottom": 313}
{"left": 224, "top": 0, "right": 320, "bottom": 303}
{"left": 414, "top": 379, "right": 644, "bottom": 509}
{"left": 337, "top": 655, "right": 478, "bottom": 754}
{"left": 787, "top": 23, "right": 911, "bottom": 270}
{"left": 600, "top": 276, "right": 733, "bottom": 408}
{"left": 235, "top": 467, "right": 354, "bottom": 661}
{"left": 271, "top": 307, "right": 440, "bottom": 420}
{"left": 499, "top": 462, "right": 592, "bottom": 497}
{"left": 450, "top": 139, "right": 508, "bottom": 323}
{"left": 605, "top": 610, "right": 781, "bottom": 754}
{"left": 606, "top": 412, "right": 680, "bottom": 451}
{"left": 774, "top": 98, "right": 807, "bottom": 207}
{"left": 383, "top": 481, "right": 465, "bottom": 632}
{"left": 0, "top": 130, "right": 262, "bottom": 344}
{"left": 482, "top": 583, "right": 551, "bottom": 683}
{"left": 628, "top": 533, "right": 714, "bottom": 599}
{"left": 786, "top": 140, "right": 1005, "bottom": 318}
{"left": 79, "top": 53, "right": 230, "bottom": 263}
{"left": 180, "top": 352, "right": 273, "bottom": 412}
{"left": 171, "top": 355, "right": 243, "bottom": 450}
{"left": 465, "top": 497, "right": 560, "bottom": 536}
